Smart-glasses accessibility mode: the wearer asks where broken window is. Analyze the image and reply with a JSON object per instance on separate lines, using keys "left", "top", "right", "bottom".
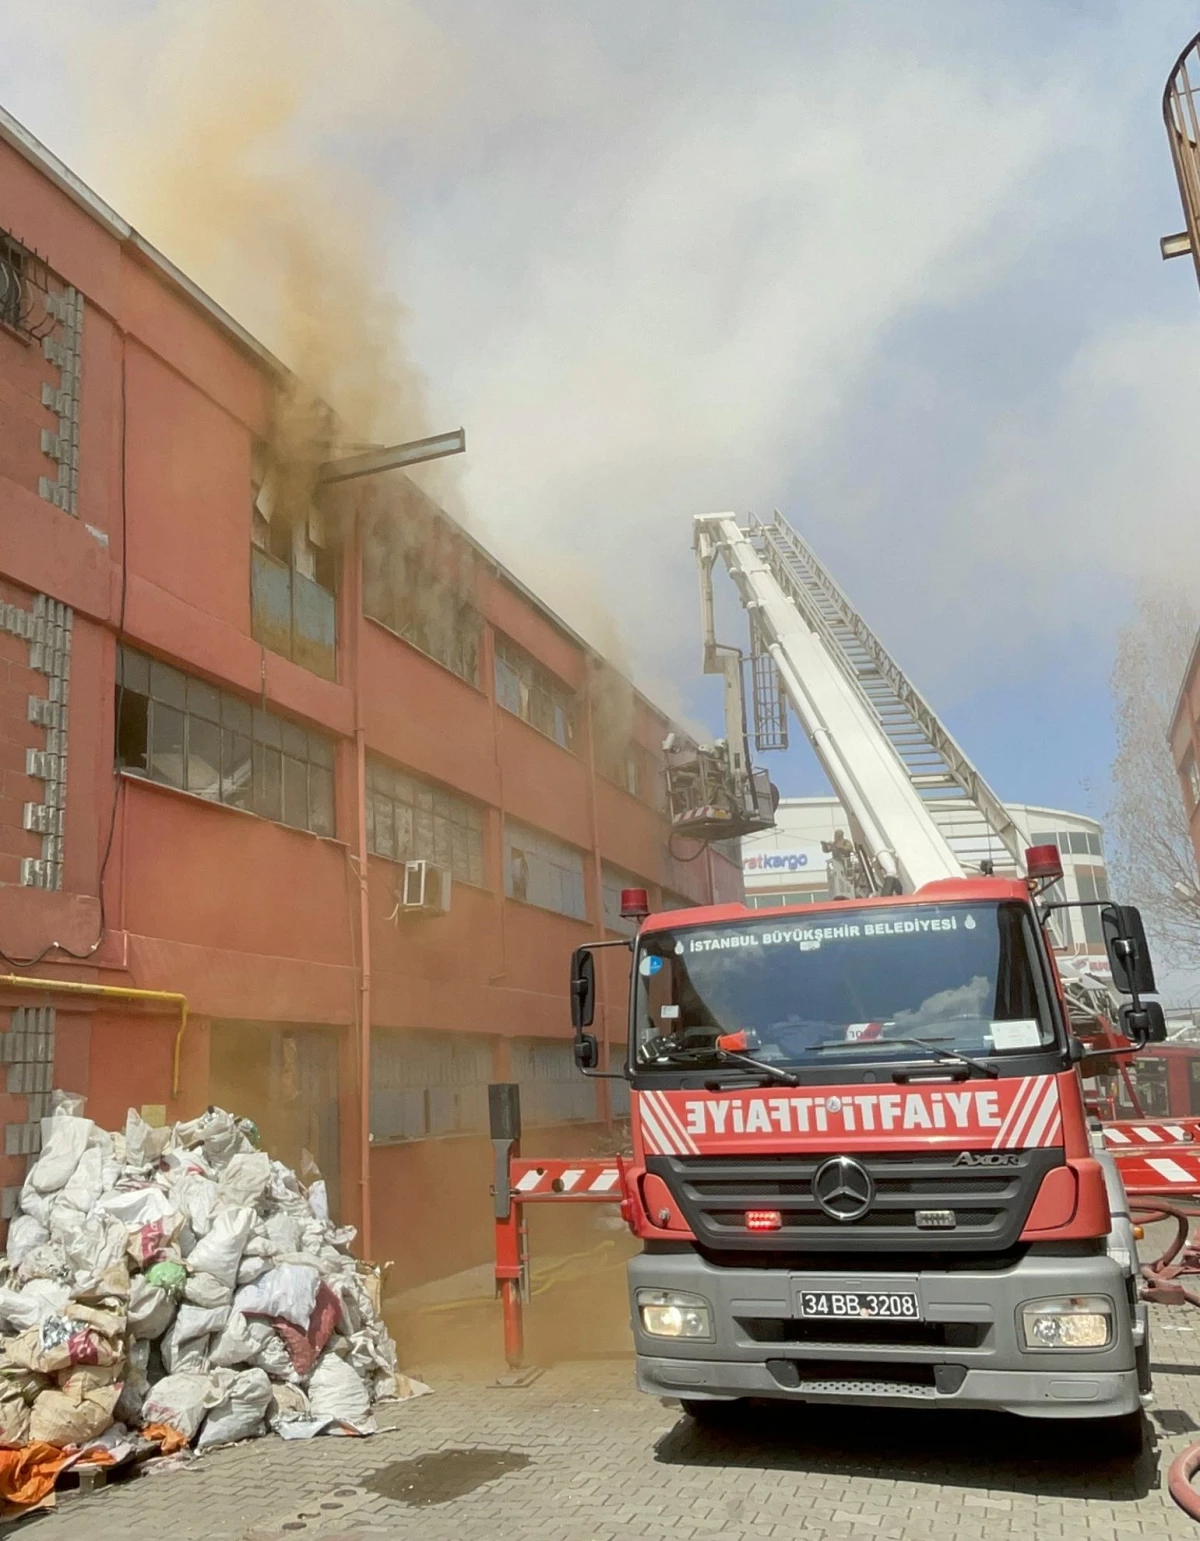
{"left": 503, "top": 819, "right": 587, "bottom": 919}
{"left": 250, "top": 444, "right": 338, "bottom": 681}
{"left": 365, "top": 757, "right": 486, "bottom": 886}
{"left": 1185, "top": 752, "right": 1200, "bottom": 809}
{"left": 361, "top": 489, "right": 481, "bottom": 686}
{"left": 116, "top": 645, "right": 335, "bottom": 836}
{"left": 494, "top": 635, "right": 577, "bottom": 750}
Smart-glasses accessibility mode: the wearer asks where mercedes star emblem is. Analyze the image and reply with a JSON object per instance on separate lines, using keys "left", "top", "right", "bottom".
{"left": 812, "top": 1156, "right": 874, "bottom": 1223}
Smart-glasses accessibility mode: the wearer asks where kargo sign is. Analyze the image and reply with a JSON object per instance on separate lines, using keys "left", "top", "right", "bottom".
{"left": 635, "top": 1077, "right": 1063, "bottom": 1157}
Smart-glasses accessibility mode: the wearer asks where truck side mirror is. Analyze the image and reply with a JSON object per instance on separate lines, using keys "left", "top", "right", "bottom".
{"left": 569, "top": 947, "right": 596, "bottom": 1029}
{"left": 1102, "top": 905, "right": 1157, "bottom": 996}
{"left": 1120, "top": 1001, "right": 1167, "bottom": 1047}
{"left": 574, "top": 1034, "right": 600, "bottom": 1071}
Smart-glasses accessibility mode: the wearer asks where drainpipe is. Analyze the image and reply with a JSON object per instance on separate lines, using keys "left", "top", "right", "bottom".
{"left": 583, "top": 670, "right": 613, "bottom": 1125}
{"left": 350, "top": 513, "right": 373, "bottom": 1261}
{"left": 0, "top": 976, "right": 188, "bottom": 1096}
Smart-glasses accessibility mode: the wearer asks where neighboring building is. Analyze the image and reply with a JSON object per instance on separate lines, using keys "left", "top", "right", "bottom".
{"left": 742, "top": 797, "right": 1110, "bottom": 965}
{"left": 0, "top": 107, "right": 740, "bottom": 1287}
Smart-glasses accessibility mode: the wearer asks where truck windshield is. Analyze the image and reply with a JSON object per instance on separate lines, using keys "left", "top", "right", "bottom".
{"left": 634, "top": 901, "right": 1056, "bottom": 1070}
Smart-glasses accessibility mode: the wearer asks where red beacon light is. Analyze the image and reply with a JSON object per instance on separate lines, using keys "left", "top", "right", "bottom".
{"left": 620, "top": 887, "right": 651, "bottom": 921}
{"left": 745, "top": 1210, "right": 783, "bottom": 1232}
{"left": 1025, "top": 844, "right": 1064, "bottom": 886}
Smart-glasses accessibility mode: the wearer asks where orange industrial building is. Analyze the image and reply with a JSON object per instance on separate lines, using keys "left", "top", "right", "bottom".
{"left": 0, "top": 107, "right": 740, "bottom": 1286}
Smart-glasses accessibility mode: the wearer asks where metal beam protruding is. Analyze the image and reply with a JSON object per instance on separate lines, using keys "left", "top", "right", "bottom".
{"left": 318, "top": 428, "right": 466, "bottom": 485}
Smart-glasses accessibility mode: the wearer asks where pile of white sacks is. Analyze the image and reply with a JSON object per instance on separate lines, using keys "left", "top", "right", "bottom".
{"left": 0, "top": 1100, "right": 415, "bottom": 1452}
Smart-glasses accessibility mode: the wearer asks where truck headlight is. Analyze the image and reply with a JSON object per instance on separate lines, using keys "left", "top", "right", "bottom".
{"left": 637, "top": 1289, "right": 713, "bottom": 1340}
{"left": 1020, "top": 1295, "right": 1113, "bottom": 1350}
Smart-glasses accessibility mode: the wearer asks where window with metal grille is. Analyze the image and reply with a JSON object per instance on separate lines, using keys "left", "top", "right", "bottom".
{"left": 0, "top": 239, "right": 21, "bottom": 331}
{"left": 370, "top": 1030, "right": 493, "bottom": 1141}
{"left": 116, "top": 645, "right": 335, "bottom": 836}
{"left": 504, "top": 819, "right": 587, "bottom": 920}
{"left": 494, "top": 634, "right": 576, "bottom": 749}
{"left": 366, "top": 757, "right": 485, "bottom": 886}
{"left": 509, "top": 1039, "right": 597, "bottom": 1125}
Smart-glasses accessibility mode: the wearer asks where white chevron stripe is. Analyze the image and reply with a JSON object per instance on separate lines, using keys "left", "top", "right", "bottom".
{"left": 646, "top": 1091, "right": 699, "bottom": 1156}
{"left": 1104, "top": 1129, "right": 1131, "bottom": 1145}
{"left": 1023, "top": 1082, "right": 1060, "bottom": 1148}
{"left": 1009, "top": 1079, "right": 1053, "bottom": 1149}
{"left": 1133, "top": 1127, "right": 1163, "bottom": 1143}
{"left": 1146, "top": 1157, "right": 1197, "bottom": 1185}
{"left": 992, "top": 1077, "right": 1034, "bottom": 1149}
{"left": 588, "top": 1170, "right": 620, "bottom": 1192}
{"left": 558, "top": 1169, "right": 585, "bottom": 1192}
{"left": 637, "top": 1097, "right": 677, "bottom": 1156}
{"left": 515, "top": 1169, "right": 545, "bottom": 1192}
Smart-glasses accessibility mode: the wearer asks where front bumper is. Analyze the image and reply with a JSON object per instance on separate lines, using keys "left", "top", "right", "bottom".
{"left": 630, "top": 1249, "right": 1143, "bottom": 1420}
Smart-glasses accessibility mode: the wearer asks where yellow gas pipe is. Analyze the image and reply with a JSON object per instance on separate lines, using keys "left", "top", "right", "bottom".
{"left": 0, "top": 976, "right": 188, "bottom": 1097}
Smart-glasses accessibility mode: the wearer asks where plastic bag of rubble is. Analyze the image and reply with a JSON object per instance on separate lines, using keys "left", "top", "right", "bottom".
{"left": 26, "top": 1115, "right": 95, "bottom": 1194}
{"left": 185, "top": 1206, "right": 254, "bottom": 1288}
{"left": 29, "top": 1369, "right": 121, "bottom": 1448}
{"left": 161, "top": 1303, "right": 228, "bottom": 1374}
{"left": 217, "top": 1153, "right": 272, "bottom": 1211}
{"left": 141, "top": 1371, "right": 219, "bottom": 1444}
{"left": 234, "top": 1262, "right": 320, "bottom": 1329}
{"left": 172, "top": 1109, "right": 251, "bottom": 1172}
{"left": 123, "top": 1108, "right": 171, "bottom": 1170}
{"left": 114, "top": 1338, "right": 152, "bottom": 1428}
{"left": 196, "top": 1367, "right": 272, "bottom": 1449}
{"left": 6, "top": 1214, "right": 49, "bottom": 1268}
{"left": 306, "top": 1349, "right": 374, "bottom": 1435}
{"left": 128, "top": 1274, "right": 176, "bottom": 1339}
{"left": 0, "top": 1280, "right": 69, "bottom": 1333}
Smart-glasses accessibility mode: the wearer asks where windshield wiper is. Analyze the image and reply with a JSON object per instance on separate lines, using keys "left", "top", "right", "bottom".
{"left": 810, "top": 1036, "right": 998, "bottom": 1079}
{"left": 643, "top": 1044, "right": 800, "bottom": 1087}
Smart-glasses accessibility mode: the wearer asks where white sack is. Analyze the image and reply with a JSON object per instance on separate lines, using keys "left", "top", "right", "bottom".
{"left": 209, "top": 1310, "right": 259, "bottom": 1369}
{"left": 141, "top": 1371, "right": 218, "bottom": 1442}
{"left": 218, "top": 1153, "right": 272, "bottom": 1211}
{"left": 94, "top": 1186, "right": 174, "bottom": 1227}
{"left": 170, "top": 1172, "right": 218, "bottom": 1236}
{"left": 6, "top": 1215, "right": 48, "bottom": 1268}
{"left": 307, "top": 1180, "right": 329, "bottom": 1224}
{"left": 236, "top": 1255, "right": 269, "bottom": 1286}
{"left": 186, "top": 1207, "right": 253, "bottom": 1287}
{"left": 197, "top": 1367, "right": 271, "bottom": 1448}
{"left": 128, "top": 1276, "right": 175, "bottom": 1340}
{"left": 307, "top": 1351, "right": 374, "bottom": 1434}
{"left": 58, "top": 1146, "right": 104, "bottom": 1216}
{"left": 183, "top": 1272, "right": 232, "bottom": 1310}
{"left": 28, "top": 1116, "right": 94, "bottom": 1194}
{"left": 234, "top": 1263, "right": 319, "bottom": 1329}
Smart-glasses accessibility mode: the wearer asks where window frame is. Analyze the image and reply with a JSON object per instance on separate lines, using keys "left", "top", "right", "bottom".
{"left": 493, "top": 634, "right": 578, "bottom": 752}
{"left": 365, "top": 756, "right": 487, "bottom": 888}
{"left": 116, "top": 646, "right": 336, "bottom": 838}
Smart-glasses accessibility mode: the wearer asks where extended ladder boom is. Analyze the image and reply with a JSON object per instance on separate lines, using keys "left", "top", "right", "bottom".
{"left": 697, "top": 509, "right": 1038, "bottom": 895}
{"left": 697, "top": 514, "right": 965, "bottom": 893}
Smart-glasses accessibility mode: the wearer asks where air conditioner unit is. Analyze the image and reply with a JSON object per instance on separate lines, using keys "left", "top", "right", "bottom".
{"left": 401, "top": 859, "right": 452, "bottom": 916}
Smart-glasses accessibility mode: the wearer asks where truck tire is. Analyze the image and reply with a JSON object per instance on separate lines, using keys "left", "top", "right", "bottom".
{"left": 681, "top": 1398, "right": 743, "bottom": 1427}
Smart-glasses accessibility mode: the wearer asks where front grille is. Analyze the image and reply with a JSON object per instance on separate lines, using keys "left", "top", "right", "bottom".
{"left": 766, "top": 1358, "right": 940, "bottom": 1395}
{"left": 735, "top": 1317, "right": 988, "bottom": 1349}
{"left": 649, "top": 1147, "right": 1061, "bottom": 1253}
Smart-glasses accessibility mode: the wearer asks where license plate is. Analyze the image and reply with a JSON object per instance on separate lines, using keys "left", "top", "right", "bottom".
{"left": 796, "top": 1290, "right": 921, "bottom": 1321}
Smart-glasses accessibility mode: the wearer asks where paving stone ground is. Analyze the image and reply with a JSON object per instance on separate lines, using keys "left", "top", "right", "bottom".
{"left": 11, "top": 1226, "right": 1200, "bottom": 1540}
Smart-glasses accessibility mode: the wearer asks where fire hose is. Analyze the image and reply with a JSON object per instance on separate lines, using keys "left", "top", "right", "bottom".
{"left": 1131, "top": 1200, "right": 1200, "bottom": 1520}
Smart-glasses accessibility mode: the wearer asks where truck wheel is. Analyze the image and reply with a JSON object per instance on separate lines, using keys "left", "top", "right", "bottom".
{"left": 681, "top": 1398, "right": 742, "bottom": 1427}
